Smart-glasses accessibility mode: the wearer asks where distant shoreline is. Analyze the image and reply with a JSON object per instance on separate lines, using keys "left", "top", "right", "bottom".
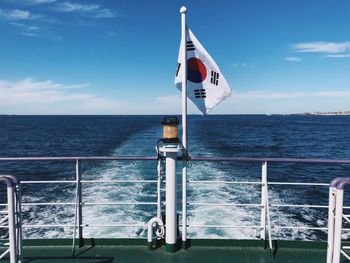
{"left": 298, "top": 111, "right": 350, "bottom": 116}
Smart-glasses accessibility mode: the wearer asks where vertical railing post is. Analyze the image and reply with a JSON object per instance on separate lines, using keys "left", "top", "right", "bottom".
{"left": 156, "top": 159, "right": 162, "bottom": 219}
{"left": 15, "top": 184, "right": 23, "bottom": 263}
{"left": 1, "top": 176, "right": 22, "bottom": 262}
{"left": 76, "top": 159, "right": 83, "bottom": 246}
{"left": 260, "top": 161, "right": 267, "bottom": 240}
{"left": 7, "top": 184, "right": 17, "bottom": 263}
{"left": 182, "top": 159, "right": 187, "bottom": 248}
{"left": 261, "top": 161, "right": 272, "bottom": 249}
{"left": 327, "top": 186, "right": 337, "bottom": 263}
{"left": 332, "top": 188, "right": 344, "bottom": 263}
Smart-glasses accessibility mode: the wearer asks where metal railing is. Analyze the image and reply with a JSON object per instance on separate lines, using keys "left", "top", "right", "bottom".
{"left": 183, "top": 157, "right": 350, "bottom": 249}
{"left": 0, "top": 156, "right": 350, "bottom": 251}
{"left": 0, "top": 175, "right": 22, "bottom": 263}
{"left": 327, "top": 178, "right": 350, "bottom": 263}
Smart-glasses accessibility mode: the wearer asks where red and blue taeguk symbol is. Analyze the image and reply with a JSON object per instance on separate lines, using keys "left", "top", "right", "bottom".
{"left": 187, "top": 57, "right": 207, "bottom": 83}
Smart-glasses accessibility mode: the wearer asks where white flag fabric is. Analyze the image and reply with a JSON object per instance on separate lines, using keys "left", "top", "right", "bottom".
{"left": 175, "top": 29, "right": 232, "bottom": 115}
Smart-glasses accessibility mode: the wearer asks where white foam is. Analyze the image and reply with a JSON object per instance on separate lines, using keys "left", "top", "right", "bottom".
{"left": 19, "top": 125, "right": 325, "bottom": 241}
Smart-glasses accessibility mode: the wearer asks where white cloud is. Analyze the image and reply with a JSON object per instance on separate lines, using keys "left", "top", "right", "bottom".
{"left": 285, "top": 56, "right": 302, "bottom": 62}
{"left": 0, "top": 9, "right": 41, "bottom": 20}
{"left": 54, "top": 2, "right": 115, "bottom": 18}
{"left": 23, "top": 0, "right": 57, "bottom": 4}
{"left": 0, "top": 2, "right": 118, "bottom": 40}
{"left": 292, "top": 41, "right": 350, "bottom": 54}
{"left": 0, "top": 78, "right": 126, "bottom": 114}
{"left": 10, "top": 22, "right": 63, "bottom": 40}
{"left": 2, "top": 81, "right": 350, "bottom": 115}
{"left": 232, "top": 63, "right": 256, "bottom": 69}
{"left": 325, "top": 53, "right": 350, "bottom": 58}
{"left": 156, "top": 90, "right": 350, "bottom": 115}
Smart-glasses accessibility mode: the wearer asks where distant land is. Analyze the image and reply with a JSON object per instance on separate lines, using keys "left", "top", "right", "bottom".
{"left": 298, "top": 111, "right": 350, "bottom": 116}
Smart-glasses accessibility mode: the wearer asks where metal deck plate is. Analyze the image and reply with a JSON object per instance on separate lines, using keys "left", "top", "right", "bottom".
{"left": 0, "top": 239, "right": 327, "bottom": 262}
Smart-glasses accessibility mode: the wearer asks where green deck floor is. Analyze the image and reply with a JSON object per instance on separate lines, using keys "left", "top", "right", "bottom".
{"left": 1, "top": 239, "right": 329, "bottom": 263}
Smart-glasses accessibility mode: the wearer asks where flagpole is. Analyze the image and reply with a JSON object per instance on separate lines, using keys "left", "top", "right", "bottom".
{"left": 180, "top": 6, "right": 187, "bottom": 151}
{"left": 180, "top": 5, "right": 188, "bottom": 248}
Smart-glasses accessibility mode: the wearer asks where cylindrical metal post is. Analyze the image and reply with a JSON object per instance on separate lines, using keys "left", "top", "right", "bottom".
{"left": 7, "top": 186, "right": 17, "bottom": 263}
{"left": 327, "top": 187, "right": 337, "bottom": 263}
{"left": 159, "top": 142, "right": 182, "bottom": 253}
{"left": 260, "top": 161, "right": 267, "bottom": 240}
{"left": 333, "top": 189, "right": 344, "bottom": 263}
{"left": 16, "top": 185, "right": 23, "bottom": 263}
{"left": 165, "top": 151, "right": 177, "bottom": 251}
{"left": 182, "top": 161, "right": 187, "bottom": 247}
{"left": 180, "top": 6, "right": 188, "bottom": 249}
{"left": 180, "top": 6, "right": 187, "bottom": 151}
{"left": 76, "top": 160, "right": 83, "bottom": 246}
{"left": 157, "top": 160, "right": 162, "bottom": 218}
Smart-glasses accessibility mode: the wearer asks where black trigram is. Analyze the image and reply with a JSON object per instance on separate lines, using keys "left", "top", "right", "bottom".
{"left": 194, "top": 89, "right": 206, "bottom": 98}
{"left": 187, "top": 41, "right": 195, "bottom": 51}
{"left": 176, "top": 63, "right": 181, "bottom": 77}
{"left": 211, "top": 71, "right": 219, "bottom": 85}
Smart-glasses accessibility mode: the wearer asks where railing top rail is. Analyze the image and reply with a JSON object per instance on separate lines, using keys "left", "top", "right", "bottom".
{"left": 190, "top": 156, "right": 350, "bottom": 164}
{"left": 0, "top": 156, "right": 158, "bottom": 161}
{"left": 0, "top": 156, "right": 349, "bottom": 164}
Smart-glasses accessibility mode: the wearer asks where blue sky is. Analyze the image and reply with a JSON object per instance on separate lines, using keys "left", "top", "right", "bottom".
{"left": 0, "top": 0, "right": 350, "bottom": 114}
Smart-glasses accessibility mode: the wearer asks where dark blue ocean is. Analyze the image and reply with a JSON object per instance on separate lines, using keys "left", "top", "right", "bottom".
{"left": 1, "top": 115, "right": 350, "bottom": 240}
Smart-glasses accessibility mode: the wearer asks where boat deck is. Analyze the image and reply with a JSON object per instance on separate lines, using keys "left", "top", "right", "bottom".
{"left": 0, "top": 239, "right": 328, "bottom": 263}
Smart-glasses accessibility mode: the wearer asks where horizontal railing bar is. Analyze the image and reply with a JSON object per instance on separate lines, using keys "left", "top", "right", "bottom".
{"left": 190, "top": 157, "right": 350, "bottom": 164}
{"left": 21, "top": 202, "right": 75, "bottom": 206}
{"left": 188, "top": 224, "right": 261, "bottom": 229}
{"left": 82, "top": 224, "right": 147, "bottom": 227}
{"left": 22, "top": 224, "right": 75, "bottom": 228}
{"left": 0, "top": 225, "right": 73, "bottom": 228}
{"left": 270, "top": 204, "right": 329, "bottom": 209}
{"left": 83, "top": 202, "right": 157, "bottom": 206}
{"left": 80, "top": 180, "right": 158, "bottom": 183}
{"left": 268, "top": 182, "right": 329, "bottom": 186}
{"left": 0, "top": 156, "right": 349, "bottom": 164}
{"left": 271, "top": 226, "right": 328, "bottom": 230}
{"left": 6, "top": 224, "right": 148, "bottom": 228}
{"left": 21, "top": 181, "right": 76, "bottom": 184}
{"left": 188, "top": 180, "right": 262, "bottom": 185}
{"left": 0, "top": 156, "right": 157, "bottom": 161}
{"left": 0, "top": 202, "right": 158, "bottom": 206}
{"left": 187, "top": 202, "right": 262, "bottom": 207}
{"left": 21, "top": 180, "right": 158, "bottom": 184}
{"left": 188, "top": 180, "right": 329, "bottom": 187}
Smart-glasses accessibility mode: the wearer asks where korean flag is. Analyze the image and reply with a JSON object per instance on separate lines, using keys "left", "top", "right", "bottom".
{"left": 175, "top": 29, "right": 232, "bottom": 115}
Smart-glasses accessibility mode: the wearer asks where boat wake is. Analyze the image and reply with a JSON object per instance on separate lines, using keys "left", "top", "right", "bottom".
{"left": 19, "top": 126, "right": 326, "bottom": 241}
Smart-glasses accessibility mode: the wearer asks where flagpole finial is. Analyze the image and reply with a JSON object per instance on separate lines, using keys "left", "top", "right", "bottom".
{"left": 180, "top": 6, "right": 187, "bottom": 14}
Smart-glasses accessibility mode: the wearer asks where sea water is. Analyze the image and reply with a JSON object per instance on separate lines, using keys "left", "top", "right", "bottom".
{"left": 0, "top": 115, "right": 350, "bottom": 240}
